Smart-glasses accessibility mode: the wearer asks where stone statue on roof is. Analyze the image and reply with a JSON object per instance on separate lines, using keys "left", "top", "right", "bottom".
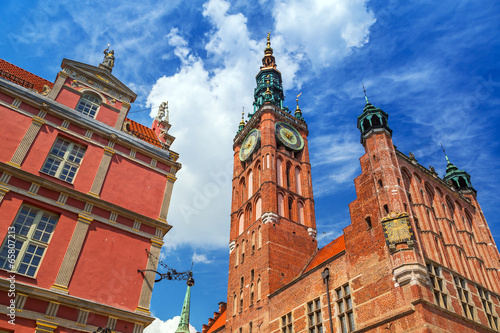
{"left": 101, "top": 45, "right": 115, "bottom": 70}
{"left": 156, "top": 101, "right": 169, "bottom": 122}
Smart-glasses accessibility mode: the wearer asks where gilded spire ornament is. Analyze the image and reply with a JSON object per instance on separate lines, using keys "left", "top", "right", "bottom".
{"left": 295, "top": 92, "right": 304, "bottom": 120}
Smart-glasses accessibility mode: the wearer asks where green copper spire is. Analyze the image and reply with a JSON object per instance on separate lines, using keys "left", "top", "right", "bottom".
{"left": 251, "top": 32, "right": 285, "bottom": 116}
{"left": 441, "top": 145, "right": 475, "bottom": 192}
{"left": 357, "top": 92, "right": 391, "bottom": 143}
{"left": 175, "top": 277, "right": 195, "bottom": 333}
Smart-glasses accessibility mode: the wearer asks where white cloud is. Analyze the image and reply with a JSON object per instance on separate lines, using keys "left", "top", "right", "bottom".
{"left": 273, "top": 0, "right": 376, "bottom": 69}
{"left": 145, "top": 317, "right": 197, "bottom": 333}
{"left": 147, "top": 0, "right": 375, "bottom": 250}
{"left": 192, "top": 252, "right": 214, "bottom": 264}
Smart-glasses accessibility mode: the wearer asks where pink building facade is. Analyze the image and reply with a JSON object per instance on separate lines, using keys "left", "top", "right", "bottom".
{"left": 0, "top": 54, "right": 180, "bottom": 333}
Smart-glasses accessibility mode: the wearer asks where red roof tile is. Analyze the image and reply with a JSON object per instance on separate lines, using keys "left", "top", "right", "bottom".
{"left": 0, "top": 58, "right": 53, "bottom": 92}
{"left": 125, "top": 118, "right": 163, "bottom": 148}
{"left": 206, "top": 309, "right": 226, "bottom": 333}
{"left": 304, "top": 234, "right": 345, "bottom": 273}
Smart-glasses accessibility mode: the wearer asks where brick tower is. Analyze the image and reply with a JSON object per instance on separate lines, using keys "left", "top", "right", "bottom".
{"left": 226, "top": 34, "right": 318, "bottom": 331}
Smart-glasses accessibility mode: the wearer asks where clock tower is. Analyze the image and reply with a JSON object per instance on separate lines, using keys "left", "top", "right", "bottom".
{"left": 226, "top": 34, "right": 318, "bottom": 331}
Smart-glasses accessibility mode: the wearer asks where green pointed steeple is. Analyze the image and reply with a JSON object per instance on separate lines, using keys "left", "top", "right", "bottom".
{"left": 175, "top": 277, "right": 195, "bottom": 333}
{"left": 251, "top": 32, "right": 285, "bottom": 116}
{"left": 441, "top": 146, "right": 475, "bottom": 193}
{"left": 357, "top": 89, "right": 391, "bottom": 143}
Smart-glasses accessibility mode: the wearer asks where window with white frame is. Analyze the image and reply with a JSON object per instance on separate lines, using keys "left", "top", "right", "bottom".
{"left": 281, "top": 312, "right": 292, "bottom": 333}
{"left": 427, "top": 263, "right": 448, "bottom": 309}
{"left": 307, "top": 298, "right": 323, "bottom": 333}
{"left": 41, "top": 137, "right": 86, "bottom": 183}
{"left": 0, "top": 205, "right": 58, "bottom": 277}
{"left": 337, "top": 284, "right": 355, "bottom": 333}
{"left": 454, "top": 276, "right": 474, "bottom": 320}
{"left": 478, "top": 286, "right": 498, "bottom": 330}
{"left": 76, "top": 93, "right": 101, "bottom": 118}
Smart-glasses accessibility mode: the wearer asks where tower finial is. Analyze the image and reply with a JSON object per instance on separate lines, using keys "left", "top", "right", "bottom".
{"left": 363, "top": 83, "right": 369, "bottom": 104}
{"left": 440, "top": 143, "right": 451, "bottom": 164}
{"left": 237, "top": 107, "right": 245, "bottom": 134}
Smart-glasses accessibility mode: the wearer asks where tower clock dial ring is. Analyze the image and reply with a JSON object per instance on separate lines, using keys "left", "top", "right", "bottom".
{"left": 275, "top": 122, "right": 304, "bottom": 151}
{"left": 239, "top": 129, "right": 261, "bottom": 161}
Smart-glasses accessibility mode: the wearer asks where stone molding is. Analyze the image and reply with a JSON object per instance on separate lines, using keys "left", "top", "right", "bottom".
{"left": 262, "top": 212, "right": 278, "bottom": 224}
{"left": 392, "top": 263, "right": 428, "bottom": 287}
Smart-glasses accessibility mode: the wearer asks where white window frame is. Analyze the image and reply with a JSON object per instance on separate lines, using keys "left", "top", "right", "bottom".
{"left": 41, "top": 137, "right": 86, "bottom": 183}
{"left": 76, "top": 93, "right": 101, "bottom": 118}
{"left": 0, "top": 205, "right": 59, "bottom": 277}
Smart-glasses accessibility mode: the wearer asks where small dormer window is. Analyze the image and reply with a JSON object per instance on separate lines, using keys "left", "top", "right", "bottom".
{"left": 76, "top": 93, "right": 101, "bottom": 118}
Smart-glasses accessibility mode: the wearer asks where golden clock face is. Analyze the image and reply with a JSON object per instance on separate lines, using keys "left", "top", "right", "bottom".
{"left": 239, "top": 129, "right": 261, "bottom": 161}
{"left": 275, "top": 122, "right": 304, "bottom": 151}
{"left": 382, "top": 217, "right": 413, "bottom": 245}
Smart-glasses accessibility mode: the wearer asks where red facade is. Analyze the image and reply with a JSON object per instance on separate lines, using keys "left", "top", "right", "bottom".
{"left": 0, "top": 55, "right": 180, "bottom": 333}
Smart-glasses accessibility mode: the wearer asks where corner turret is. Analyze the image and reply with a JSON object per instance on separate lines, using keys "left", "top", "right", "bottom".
{"left": 442, "top": 146, "right": 475, "bottom": 193}
{"left": 357, "top": 92, "right": 391, "bottom": 144}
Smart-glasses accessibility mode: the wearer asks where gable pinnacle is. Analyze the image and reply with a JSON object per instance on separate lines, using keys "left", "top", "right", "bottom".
{"left": 363, "top": 83, "right": 369, "bottom": 104}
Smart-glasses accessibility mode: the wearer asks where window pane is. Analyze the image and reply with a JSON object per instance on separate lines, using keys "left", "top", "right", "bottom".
{"left": 344, "top": 285, "right": 350, "bottom": 295}
{"left": 337, "top": 289, "right": 343, "bottom": 298}
{"left": 338, "top": 301, "right": 345, "bottom": 313}
{"left": 41, "top": 156, "right": 62, "bottom": 176}
{"left": 340, "top": 316, "right": 347, "bottom": 333}
{"left": 0, "top": 240, "right": 22, "bottom": 269}
{"left": 346, "top": 297, "right": 352, "bottom": 310}
{"left": 14, "top": 206, "right": 38, "bottom": 236}
{"left": 33, "top": 213, "right": 58, "bottom": 243}
{"left": 348, "top": 312, "right": 355, "bottom": 331}
{"left": 18, "top": 244, "right": 45, "bottom": 277}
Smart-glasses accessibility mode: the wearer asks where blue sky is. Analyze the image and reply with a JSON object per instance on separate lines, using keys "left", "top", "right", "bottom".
{"left": 2, "top": 0, "right": 500, "bottom": 331}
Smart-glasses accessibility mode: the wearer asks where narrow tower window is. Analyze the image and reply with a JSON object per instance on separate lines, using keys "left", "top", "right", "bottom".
{"left": 365, "top": 216, "right": 372, "bottom": 229}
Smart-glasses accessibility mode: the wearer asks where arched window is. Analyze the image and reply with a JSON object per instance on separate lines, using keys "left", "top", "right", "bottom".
{"left": 286, "top": 163, "right": 291, "bottom": 189}
{"left": 239, "top": 213, "right": 244, "bottom": 235}
{"left": 266, "top": 154, "right": 270, "bottom": 169}
{"left": 257, "top": 279, "right": 261, "bottom": 300}
{"left": 278, "top": 193, "right": 285, "bottom": 216}
{"left": 239, "top": 291, "right": 244, "bottom": 312}
{"left": 365, "top": 216, "right": 372, "bottom": 229}
{"left": 256, "top": 164, "right": 261, "bottom": 189}
{"left": 277, "top": 159, "right": 283, "bottom": 186}
{"left": 233, "top": 294, "right": 237, "bottom": 316}
{"left": 240, "top": 178, "right": 246, "bottom": 206}
{"left": 258, "top": 226, "right": 262, "bottom": 249}
{"left": 298, "top": 202, "right": 304, "bottom": 225}
{"left": 246, "top": 204, "right": 253, "bottom": 224}
{"left": 76, "top": 93, "right": 101, "bottom": 118}
{"left": 235, "top": 244, "right": 239, "bottom": 267}
{"left": 288, "top": 198, "right": 294, "bottom": 220}
{"left": 252, "top": 231, "right": 256, "bottom": 254}
{"left": 241, "top": 240, "right": 246, "bottom": 263}
{"left": 250, "top": 283, "right": 255, "bottom": 305}
{"left": 248, "top": 170, "right": 253, "bottom": 197}
{"left": 255, "top": 197, "right": 262, "bottom": 220}
{"left": 295, "top": 167, "right": 301, "bottom": 195}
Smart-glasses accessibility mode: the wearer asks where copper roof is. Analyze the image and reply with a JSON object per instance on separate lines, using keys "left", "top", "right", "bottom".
{"left": 206, "top": 309, "right": 226, "bottom": 333}
{"left": 304, "top": 234, "right": 345, "bottom": 273}
{"left": 124, "top": 118, "right": 163, "bottom": 148}
{"left": 0, "top": 58, "right": 53, "bottom": 92}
